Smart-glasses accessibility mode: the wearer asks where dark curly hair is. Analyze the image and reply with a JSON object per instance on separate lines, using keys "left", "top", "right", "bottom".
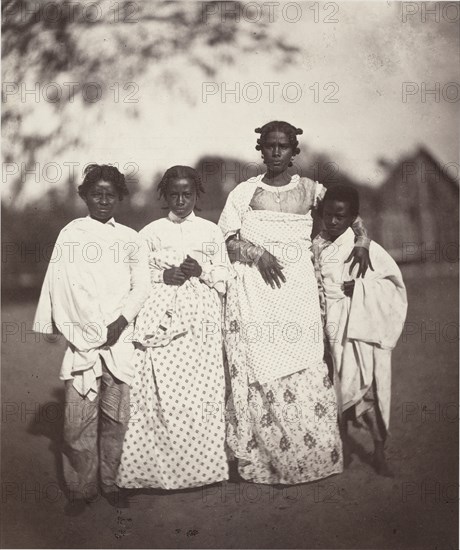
{"left": 78, "top": 164, "right": 129, "bottom": 200}
{"left": 321, "top": 184, "right": 360, "bottom": 217}
{"left": 157, "top": 165, "right": 205, "bottom": 200}
{"left": 255, "top": 121, "right": 303, "bottom": 157}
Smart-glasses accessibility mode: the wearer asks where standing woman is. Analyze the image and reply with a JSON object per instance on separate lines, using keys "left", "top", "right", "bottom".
{"left": 219, "top": 121, "right": 372, "bottom": 484}
{"left": 117, "top": 166, "right": 232, "bottom": 490}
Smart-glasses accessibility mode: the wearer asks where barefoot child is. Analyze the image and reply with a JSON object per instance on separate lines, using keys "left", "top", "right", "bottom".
{"left": 313, "top": 184, "right": 407, "bottom": 476}
{"left": 34, "top": 164, "right": 150, "bottom": 512}
{"left": 117, "top": 166, "right": 232, "bottom": 490}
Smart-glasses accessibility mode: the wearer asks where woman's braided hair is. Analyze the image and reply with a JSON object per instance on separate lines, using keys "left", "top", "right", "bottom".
{"left": 157, "top": 165, "right": 205, "bottom": 199}
{"left": 255, "top": 121, "right": 303, "bottom": 156}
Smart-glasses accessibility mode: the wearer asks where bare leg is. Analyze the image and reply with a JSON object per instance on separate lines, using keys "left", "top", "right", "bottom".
{"left": 340, "top": 409, "right": 353, "bottom": 468}
{"left": 362, "top": 407, "right": 393, "bottom": 478}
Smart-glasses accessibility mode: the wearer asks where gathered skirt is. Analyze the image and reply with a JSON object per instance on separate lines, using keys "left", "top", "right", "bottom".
{"left": 224, "top": 267, "right": 343, "bottom": 484}
{"left": 117, "top": 281, "right": 228, "bottom": 490}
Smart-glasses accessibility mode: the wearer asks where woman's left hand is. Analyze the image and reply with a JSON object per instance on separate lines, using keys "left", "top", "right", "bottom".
{"left": 345, "top": 246, "right": 374, "bottom": 278}
{"left": 180, "top": 255, "right": 202, "bottom": 278}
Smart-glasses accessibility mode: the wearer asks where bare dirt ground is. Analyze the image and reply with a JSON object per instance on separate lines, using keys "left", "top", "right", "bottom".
{"left": 1, "top": 265, "right": 458, "bottom": 549}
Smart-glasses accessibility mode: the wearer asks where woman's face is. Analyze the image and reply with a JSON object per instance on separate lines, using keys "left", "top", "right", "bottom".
{"left": 82, "top": 180, "right": 120, "bottom": 223}
{"left": 261, "top": 131, "right": 294, "bottom": 175}
{"left": 165, "top": 178, "right": 196, "bottom": 218}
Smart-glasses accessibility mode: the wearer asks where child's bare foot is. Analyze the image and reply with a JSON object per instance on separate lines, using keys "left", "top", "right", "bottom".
{"left": 342, "top": 441, "right": 353, "bottom": 468}
{"left": 373, "top": 442, "right": 394, "bottom": 478}
{"left": 340, "top": 419, "right": 352, "bottom": 468}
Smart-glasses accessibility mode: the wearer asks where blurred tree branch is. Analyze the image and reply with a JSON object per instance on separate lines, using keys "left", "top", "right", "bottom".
{"left": 2, "top": 0, "right": 300, "bottom": 199}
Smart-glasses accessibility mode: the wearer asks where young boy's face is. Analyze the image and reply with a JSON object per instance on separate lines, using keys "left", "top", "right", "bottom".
{"left": 322, "top": 199, "right": 356, "bottom": 238}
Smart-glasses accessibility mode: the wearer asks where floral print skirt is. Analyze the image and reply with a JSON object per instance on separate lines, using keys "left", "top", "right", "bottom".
{"left": 224, "top": 276, "right": 343, "bottom": 485}
{"left": 226, "top": 368, "right": 343, "bottom": 485}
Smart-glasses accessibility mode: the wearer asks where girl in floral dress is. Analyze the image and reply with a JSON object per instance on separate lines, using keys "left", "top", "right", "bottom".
{"left": 219, "top": 121, "right": 372, "bottom": 484}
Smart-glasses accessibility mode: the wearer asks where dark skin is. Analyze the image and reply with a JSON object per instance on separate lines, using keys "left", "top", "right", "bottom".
{"left": 162, "top": 178, "right": 203, "bottom": 286}
{"left": 250, "top": 130, "right": 371, "bottom": 288}
{"left": 81, "top": 180, "right": 128, "bottom": 346}
{"left": 322, "top": 199, "right": 374, "bottom": 297}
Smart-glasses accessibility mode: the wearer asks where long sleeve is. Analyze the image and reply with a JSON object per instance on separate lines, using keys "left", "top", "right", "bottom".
{"left": 149, "top": 258, "right": 166, "bottom": 283}
{"left": 34, "top": 228, "right": 108, "bottom": 351}
{"left": 34, "top": 218, "right": 149, "bottom": 399}
{"left": 140, "top": 228, "right": 168, "bottom": 285}
{"left": 347, "top": 243, "right": 407, "bottom": 348}
{"left": 121, "top": 238, "right": 150, "bottom": 323}
{"left": 199, "top": 225, "right": 234, "bottom": 294}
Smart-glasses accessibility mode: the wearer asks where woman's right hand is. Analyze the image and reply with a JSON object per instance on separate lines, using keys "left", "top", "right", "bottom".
{"left": 163, "top": 267, "right": 188, "bottom": 286}
{"left": 256, "top": 250, "right": 286, "bottom": 289}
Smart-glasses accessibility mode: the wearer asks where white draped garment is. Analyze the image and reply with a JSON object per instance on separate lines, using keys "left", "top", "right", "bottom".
{"left": 33, "top": 216, "right": 150, "bottom": 400}
{"left": 314, "top": 227, "right": 407, "bottom": 429}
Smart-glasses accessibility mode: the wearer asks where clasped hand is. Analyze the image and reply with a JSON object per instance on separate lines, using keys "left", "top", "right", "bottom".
{"left": 163, "top": 255, "right": 202, "bottom": 286}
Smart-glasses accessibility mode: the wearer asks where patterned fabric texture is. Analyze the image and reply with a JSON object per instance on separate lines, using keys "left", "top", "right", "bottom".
{"left": 219, "top": 175, "right": 343, "bottom": 484}
{"left": 117, "top": 275, "right": 228, "bottom": 489}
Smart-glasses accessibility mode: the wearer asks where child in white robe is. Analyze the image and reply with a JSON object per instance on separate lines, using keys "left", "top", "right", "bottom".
{"left": 34, "top": 164, "right": 149, "bottom": 513}
{"left": 313, "top": 184, "right": 407, "bottom": 476}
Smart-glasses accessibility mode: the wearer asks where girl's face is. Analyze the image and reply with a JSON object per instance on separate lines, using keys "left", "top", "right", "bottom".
{"left": 82, "top": 180, "right": 120, "bottom": 223}
{"left": 165, "top": 178, "right": 196, "bottom": 218}
{"left": 261, "top": 131, "right": 294, "bottom": 175}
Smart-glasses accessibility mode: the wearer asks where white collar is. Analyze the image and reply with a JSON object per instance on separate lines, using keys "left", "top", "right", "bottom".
{"left": 167, "top": 210, "right": 196, "bottom": 224}
{"left": 324, "top": 226, "right": 355, "bottom": 247}
{"left": 85, "top": 215, "right": 116, "bottom": 227}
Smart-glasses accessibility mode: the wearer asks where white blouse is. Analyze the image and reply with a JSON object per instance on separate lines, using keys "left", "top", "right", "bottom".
{"left": 34, "top": 216, "right": 150, "bottom": 399}
{"left": 140, "top": 211, "right": 232, "bottom": 295}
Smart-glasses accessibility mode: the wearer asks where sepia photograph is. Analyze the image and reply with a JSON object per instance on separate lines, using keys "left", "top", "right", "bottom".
{"left": 1, "top": 1, "right": 459, "bottom": 548}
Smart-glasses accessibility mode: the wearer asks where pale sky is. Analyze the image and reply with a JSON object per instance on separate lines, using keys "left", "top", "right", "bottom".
{"left": 4, "top": 1, "right": 459, "bottom": 205}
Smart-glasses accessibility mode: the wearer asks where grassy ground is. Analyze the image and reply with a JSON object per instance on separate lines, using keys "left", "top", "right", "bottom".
{"left": 1, "top": 265, "right": 458, "bottom": 549}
